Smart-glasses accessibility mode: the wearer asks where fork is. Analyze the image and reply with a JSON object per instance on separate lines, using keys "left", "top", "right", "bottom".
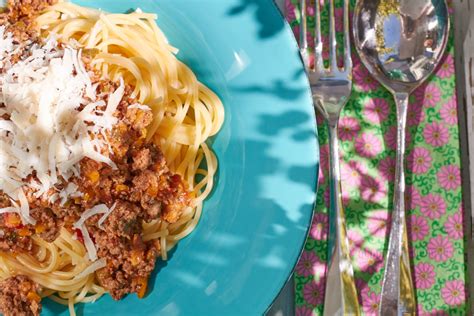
{"left": 299, "top": 0, "right": 360, "bottom": 315}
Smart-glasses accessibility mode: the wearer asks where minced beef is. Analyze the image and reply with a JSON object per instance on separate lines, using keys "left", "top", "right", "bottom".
{"left": 0, "top": 229, "right": 33, "bottom": 254}
{"left": 131, "top": 148, "right": 151, "bottom": 171}
{"left": 30, "top": 207, "right": 61, "bottom": 243}
{"left": 93, "top": 230, "right": 159, "bottom": 300}
{"left": 0, "top": 0, "right": 193, "bottom": 310}
{"left": 0, "top": 275, "right": 42, "bottom": 316}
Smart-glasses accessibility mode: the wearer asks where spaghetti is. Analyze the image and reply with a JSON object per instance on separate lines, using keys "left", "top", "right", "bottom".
{"left": 0, "top": 1, "right": 224, "bottom": 315}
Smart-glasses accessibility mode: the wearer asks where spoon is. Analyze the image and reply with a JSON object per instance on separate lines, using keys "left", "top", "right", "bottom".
{"left": 353, "top": 0, "right": 449, "bottom": 314}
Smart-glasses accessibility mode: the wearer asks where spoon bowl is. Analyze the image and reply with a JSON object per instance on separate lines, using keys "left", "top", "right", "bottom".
{"left": 354, "top": 0, "right": 449, "bottom": 93}
{"left": 353, "top": 1, "right": 449, "bottom": 315}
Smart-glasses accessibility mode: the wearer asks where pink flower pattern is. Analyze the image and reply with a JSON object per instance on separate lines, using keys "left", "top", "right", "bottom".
{"left": 338, "top": 116, "right": 360, "bottom": 141}
{"left": 340, "top": 161, "right": 366, "bottom": 187}
{"left": 406, "top": 185, "right": 423, "bottom": 210}
{"left": 407, "top": 102, "right": 426, "bottom": 127}
{"left": 303, "top": 280, "right": 325, "bottom": 307}
{"left": 355, "top": 249, "right": 383, "bottom": 274}
{"left": 407, "top": 147, "right": 432, "bottom": 174}
{"left": 319, "top": 144, "right": 329, "bottom": 171}
{"left": 421, "top": 194, "right": 446, "bottom": 219}
{"left": 441, "top": 280, "right": 465, "bottom": 306}
{"left": 347, "top": 229, "right": 365, "bottom": 255}
{"left": 428, "top": 235, "right": 454, "bottom": 262}
{"left": 437, "top": 165, "right": 461, "bottom": 190}
{"left": 309, "top": 213, "right": 328, "bottom": 241}
{"left": 424, "top": 122, "right": 450, "bottom": 147}
{"left": 289, "top": 4, "right": 466, "bottom": 313}
{"left": 353, "top": 63, "right": 380, "bottom": 92}
{"left": 385, "top": 126, "right": 411, "bottom": 150}
{"left": 414, "top": 263, "right": 436, "bottom": 289}
{"left": 295, "top": 306, "right": 314, "bottom": 316}
{"left": 378, "top": 156, "right": 395, "bottom": 181}
{"left": 445, "top": 212, "right": 463, "bottom": 240}
{"left": 360, "top": 176, "right": 387, "bottom": 203}
{"left": 367, "top": 210, "right": 389, "bottom": 238}
{"left": 361, "top": 289, "right": 380, "bottom": 316}
{"left": 415, "top": 83, "right": 441, "bottom": 107}
{"left": 296, "top": 251, "right": 323, "bottom": 277}
{"left": 440, "top": 97, "right": 458, "bottom": 125}
{"left": 355, "top": 132, "right": 383, "bottom": 158}
{"left": 408, "top": 214, "right": 430, "bottom": 241}
{"left": 363, "top": 98, "right": 390, "bottom": 124}
{"left": 437, "top": 54, "right": 455, "bottom": 78}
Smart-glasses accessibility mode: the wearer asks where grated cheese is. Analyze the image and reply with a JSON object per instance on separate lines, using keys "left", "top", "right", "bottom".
{"left": 78, "top": 224, "right": 97, "bottom": 261}
{"left": 73, "top": 204, "right": 110, "bottom": 229}
{"left": 97, "top": 201, "right": 117, "bottom": 228}
{"left": 0, "top": 28, "right": 126, "bottom": 235}
{"left": 128, "top": 103, "right": 151, "bottom": 111}
{"left": 73, "top": 258, "right": 106, "bottom": 280}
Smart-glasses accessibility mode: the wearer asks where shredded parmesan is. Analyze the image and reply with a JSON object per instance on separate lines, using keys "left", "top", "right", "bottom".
{"left": 97, "top": 201, "right": 117, "bottom": 228}
{"left": 71, "top": 203, "right": 117, "bottom": 261}
{"left": 73, "top": 204, "right": 110, "bottom": 229}
{"left": 73, "top": 258, "right": 106, "bottom": 280}
{"left": 78, "top": 224, "right": 97, "bottom": 261}
{"left": 128, "top": 103, "right": 151, "bottom": 111}
{"left": 0, "top": 29, "right": 126, "bottom": 227}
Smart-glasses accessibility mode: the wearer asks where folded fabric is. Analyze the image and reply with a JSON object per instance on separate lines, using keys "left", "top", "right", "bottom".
{"left": 285, "top": 0, "right": 468, "bottom": 314}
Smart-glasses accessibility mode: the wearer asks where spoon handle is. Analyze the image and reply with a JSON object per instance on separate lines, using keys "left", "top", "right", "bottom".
{"left": 323, "top": 124, "right": 360, "bottom": 316}
{"left": 379, "top": 93, "right": 416, "bottom": 316}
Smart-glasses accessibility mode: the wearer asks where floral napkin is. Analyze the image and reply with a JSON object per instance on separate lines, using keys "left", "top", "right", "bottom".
{"left": 285, "top": 1, "right": 468, "bottom": 315}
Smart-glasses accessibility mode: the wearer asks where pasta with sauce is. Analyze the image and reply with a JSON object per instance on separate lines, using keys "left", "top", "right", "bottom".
{"left": 0, "top": 1, "right": 223, "bottom": 315}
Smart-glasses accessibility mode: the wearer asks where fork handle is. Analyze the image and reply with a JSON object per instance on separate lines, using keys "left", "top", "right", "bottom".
{"left": 323, "top": 123, "right": 360, "bottom": 316}
{"left": 379, "top": 93, "right": 416, "bottom": 316}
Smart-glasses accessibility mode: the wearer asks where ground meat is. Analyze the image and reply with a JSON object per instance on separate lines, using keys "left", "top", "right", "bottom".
{"left": 93, "top": 227, "right": 159, "bottom": 300}
{"left": 124, "top": 107, "right": 153, "bottom": 131}
{"left": 0, "top": 0, "right": 192, "bottom": 304}
{"left": 160, "top": 174, "right": 190, "bottom": 223}
{"left": 0, "top": 230, "right": 33, "bottom": 254}
{"left": 30, "top": 207, "right": 61, "bottom": 243}
{"left": 131, "top": 148, "right": 151, "bottom": 171}
{"left": 0, "top": 193, "right": 9, "bottom": 208}
{"left": 0, "top": 0, "right": 57, "bottom": 48}
{"left": 100, "top": 200, "right": 142, "bottom": 238}
{"left": 0, "top": 275, "right": 42, "bottom": 316}
{"left": 6, "top": 0, "right": 56, "bottom": 22}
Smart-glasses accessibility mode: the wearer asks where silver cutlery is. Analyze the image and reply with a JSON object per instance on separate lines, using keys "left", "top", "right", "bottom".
{"left": 353, "top": 0, "right": 449, "bottom": 314}
{"left": 299, "top": 0, "right": 360, "bottom": 314}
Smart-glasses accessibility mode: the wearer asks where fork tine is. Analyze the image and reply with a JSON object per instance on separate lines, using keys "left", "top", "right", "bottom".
{"left": 313, "top": 0, "right": 324, "bottom": 72}
{"left": 299, "top": 0, "right": 310, "bottom": 68}
{"left": 328, "top": 0, "right": 338, "bottom": 71}
{"left": 343, "top": 0, "right": 352, "bottom": 71}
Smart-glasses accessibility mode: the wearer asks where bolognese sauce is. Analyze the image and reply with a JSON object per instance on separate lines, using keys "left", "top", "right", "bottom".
{"left": 0, "top": 1, "right": 192, "bottom": 314}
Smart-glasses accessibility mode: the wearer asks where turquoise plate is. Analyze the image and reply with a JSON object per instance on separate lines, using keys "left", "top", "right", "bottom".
{"left": 43, "top": 0, "right": 319, "bottom": 315}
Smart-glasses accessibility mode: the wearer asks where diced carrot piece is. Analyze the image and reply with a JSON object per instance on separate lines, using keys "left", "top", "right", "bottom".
{"left": 27, "top": 291, "right": 41, "bottom": 302}
{"left": 4, "top": 213, "right": 22, "bottom": 228}
{"left": 146, "top": 182, "right": 158, "bottom": 196}
{"left": 115, "top": 184, "right": 128, "bottom": 192}
{"left": 136, "top": 277, "right": 148, "bottom": 299}
{"left": 130, "top": 250, "right": 143, "bottom": 266}
{"left": 18, "top": 227, "right": 32, "bottom": 237}
{"left": 35, "top": 224, "right": 45, "bottom": 234}
{"left": 87, "top": 171, "right": 100, "bottom": 183}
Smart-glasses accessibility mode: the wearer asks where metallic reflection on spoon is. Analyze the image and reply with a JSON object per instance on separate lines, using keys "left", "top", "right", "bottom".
{"left": 353, "top": 0, "right": 449, "bottom": 315}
